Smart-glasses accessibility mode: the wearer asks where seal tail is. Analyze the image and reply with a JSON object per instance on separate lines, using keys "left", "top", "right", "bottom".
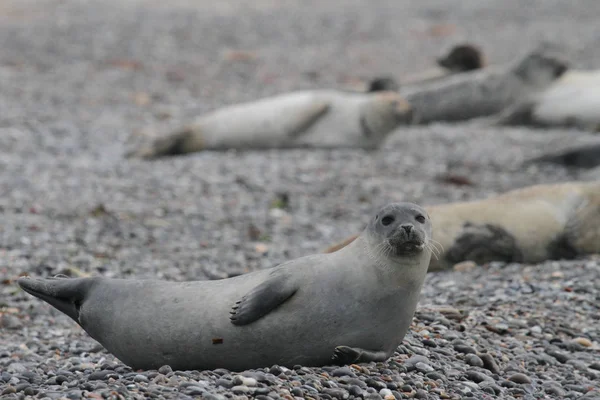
{"left": 16, "top": 276, "right": 95, "bottom": 322}
{"left": 125, "top": 127, "right": 201, "bottom": 159}
{"left": 526, "top": 144, "right": 600, "bottom": 169}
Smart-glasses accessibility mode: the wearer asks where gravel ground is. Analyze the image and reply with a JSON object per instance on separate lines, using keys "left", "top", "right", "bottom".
{"left": 1, "top": 0, "right": 600, "bottom": 399}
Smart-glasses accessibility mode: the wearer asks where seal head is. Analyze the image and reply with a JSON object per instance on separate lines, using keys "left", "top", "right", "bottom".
{"left": 437, "top": 43, "right": 486, "bottom": 72}
{"left": 361, "top": 92, "right": 414, "bottom": 138}
{"left": 366, "top": 202, "right": 432, "bottom": 258}
{"left": 512, "top": 44, "right": 569, "bottom": 88}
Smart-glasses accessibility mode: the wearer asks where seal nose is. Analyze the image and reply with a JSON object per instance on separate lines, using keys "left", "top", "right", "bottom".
{"left": 401, "top": 224, "right": 413, "bottom": 234}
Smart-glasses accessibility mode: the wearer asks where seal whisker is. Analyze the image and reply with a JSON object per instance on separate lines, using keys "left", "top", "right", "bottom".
{"left": 429, "top": 239, "right": 445, "bottom": 255}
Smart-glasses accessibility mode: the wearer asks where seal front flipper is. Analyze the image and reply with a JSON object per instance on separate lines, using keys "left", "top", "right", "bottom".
{"left": 16, "top": 276, "right": 96, "bottom": 323}
{"left": 229, "top": 272, "right": 299, "bottom": 326}
{"left": 285, "top": 100, "right": 330, "bottom": 138}
{"left": 331, "top": 346, "right": 388, "bottom": 365}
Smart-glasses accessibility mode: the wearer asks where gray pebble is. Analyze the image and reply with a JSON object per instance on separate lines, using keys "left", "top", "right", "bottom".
{"left": 454, "top": 344, "right": 477, "bottom": 355}
{"left": 508, "top": 373, "right": 531, "bottom": 384}
{"left": 465, "top": 354, "right": 484, "bottom": 367}
{"left": 231, "top": 385, "right": 252, "bottom": 394}
{"left": 415, "top": 362, "right": 434, "bottom": 373}
{"left": 184, "top": 385, "right": 207, "bottom": 396}
{"left": 546, "top": 349, "right": 570, "bottom": 363}
{"left": 545, "top": 385, "right": 566, "bottom": 396}
{"left": 465, "top": 371, "right": 491, "bottom": 383}
{"left": 158, "top": 365, "right": 172, "bottom": 375}
{"left": 332, "top": 367, "right": 356, "bottom": 377}
{"left": 323, "top": 387, "right": 349, "bottom": 399}
{"left": 133, "top": 374, "right": 149, "bottom": 383}
{"left": 415, "top": 389, "right": 428, "bottom": 399}
{"left": 215, "top": 378, "right": 233, "bottom": 389}
{"left": 348, "top": 385, "right": 364, "bottom": 397}
{"left": 563, "top": 384, "right": 588, "bottom": 393}
{"left": 479, "top": 353, "right": 500, "bottom": 374}
{"left": 87, "top": 370, "right": 116, "bottom": 381}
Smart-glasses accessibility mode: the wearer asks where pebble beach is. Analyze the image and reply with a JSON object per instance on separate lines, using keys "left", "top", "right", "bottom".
{"left": 1, "top": 0, "right": 600, "bottom": 398}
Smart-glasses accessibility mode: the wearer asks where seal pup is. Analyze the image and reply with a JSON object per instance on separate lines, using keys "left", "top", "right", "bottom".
{"left": 324, "top": 181, "right": 600, "bottom": 272}
{"left": 127, "top": 90, "right": 413, "bottom": 159}
{"left": 397, "top": 43, "right": 568, "bottom": 124}
{"left": 18, "top": 203, "right": 432, "bottom": 371}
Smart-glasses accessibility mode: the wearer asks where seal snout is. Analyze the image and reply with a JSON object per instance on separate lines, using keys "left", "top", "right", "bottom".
{"left": 400, "top": 223, "right": 413, "bottom": 234}
{"left": 388, "top": 222, "right": 425, "bottom": 256}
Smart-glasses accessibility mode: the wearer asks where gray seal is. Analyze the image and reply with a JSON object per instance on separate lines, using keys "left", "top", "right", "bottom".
{"left": 399, "top": 43, "right": 568, "bottom": 124}
{"left": 17, "top": 202, "right": 433, "bottom": 372}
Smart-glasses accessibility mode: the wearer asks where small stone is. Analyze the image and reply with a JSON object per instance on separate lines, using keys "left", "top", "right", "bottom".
{"left": 332, "top": 367, "right": 356, "bottom": 377}
{"left": 133, "top": 374, "right": 149, "bottom": 383}
{"left": 479, "top": 353, "right": 500, "bottom": 374}
{"left": 589, "top": 362, "right": 600, "bottom": 371}
{"left": 465, "top": 354, "right": 484, "bottom": 367}
{"left": 366, "top": 378, "right": 387, "bottom": 390}
{"left": 415, "top": 389, "right": 429, "bottom": 399}
{"left": 415, "top": 362, "right": 434, "bottom": 373}
{"left": 269, "top": 365, "right": 284, "bottom": 375}
{"left": 348, "top": 385, "right": 364, "bottom": 397}
{"left": 573, "top": 337, "right": 593, "bottom": 347}
{"left": 426, "top": 372, "right": 444, "bottom": 381}
{"left": 545, "top": 386, "right": 566, "bottom": 396}
{"left": 401, "top": 384, "right": 412, "bottom": 392}
{"left": 231, "top": 385, "right": 251, "bottom": 394}
{"left": 465, "top": 371, "right": 491, "bottom": 383}
{"left": 1, "top": 386, "right": 16, "bottom": 395}
{"left": 185, "top": 386, "right": 207, "bottom": 396}
{"left": 6, "top": 363, "right": 27, "bottom": 374}
{"left": 478, "top": 381, "right": 501, "bottom": 395}
{"left": 563, "top": 384, "right": 587, "bottom": 393}
{"left": 454, "top": 344, "right": 477, "bottom": 355}
{"left": 88, "top": 370, "right": 116, "bottom": 381}
{"left": 158, "top": 365, "right": 173, "bottom": 375}
{"left": 546, "top": 349, "right": 570, "bottom": 363}
{"left": 508, "top": 373, "right": 531, "bottom": 384}
{"left": 215, "top": 378, "right": 233, "bottom": 389}
{"left": 322, "top": 387, "right": 349, "bottom": 399}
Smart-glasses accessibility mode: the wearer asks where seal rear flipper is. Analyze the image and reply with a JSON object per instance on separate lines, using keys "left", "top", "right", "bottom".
{"left": 126, "top": 127, "right": 200, "bottom": 159}
{"left": 526, "top": 144, "right": 600, "bottom": 169}
{"left": 16, "top": 276, "right": 96, "bottom": 323}
{"left": 331, "top": 346, "right": 388, "bottom": 365}
{"left": 230, "top": 272, "right": 298, "bottom": 326}
{"left": 445, "top": 222, "right": 523, "bottom": 266}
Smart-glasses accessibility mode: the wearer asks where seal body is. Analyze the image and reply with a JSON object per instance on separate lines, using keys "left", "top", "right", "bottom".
{"left": 398, "top": 45, "right": 567, "bottom": 124}
{"left": 324, "top": 181, "right": 600, "bottom": 271}
{"left": 128, "top": 90, "right": 413, "bottom": 159}
{"left": 526, "top": 70, "right": 600, "bottom": 129}
{"left": 18, "top": 203, "right": 432, "bottom": 371}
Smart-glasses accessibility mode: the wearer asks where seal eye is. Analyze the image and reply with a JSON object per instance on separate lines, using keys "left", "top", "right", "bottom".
{"left": 415, "top": 215, "right": 426, "bottom": 224}
{"left": 381, "top": 215, "right": 395, "bottom": 226}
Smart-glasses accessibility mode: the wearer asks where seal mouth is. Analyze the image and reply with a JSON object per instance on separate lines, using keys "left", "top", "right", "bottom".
{"left": 388, "top": 236, "right": 426, "bottom": 256}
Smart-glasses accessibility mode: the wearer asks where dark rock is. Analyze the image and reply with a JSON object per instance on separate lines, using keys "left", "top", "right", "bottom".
{"left": 465, "top": 371, "right": 491, "bottom": 383}
{"left": 332, "top": 367, "right": 356, "bottom": 377}
{"left": 88, "top": 370, "right": 117, "bottom": 381}
{"left": 508, "top": 373, "right": 531, "bottom": 384}
{"left": 454, "top": 344, "right": 477, "bottom": 355}
{"left": 479, "top": 353, "right": 500, "bottom": 374}
{"left": 546, "top": 349, "right": 570, "bottom": 363}
{"left": 465, "top": 354, "right": 484, "bottom": 367}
